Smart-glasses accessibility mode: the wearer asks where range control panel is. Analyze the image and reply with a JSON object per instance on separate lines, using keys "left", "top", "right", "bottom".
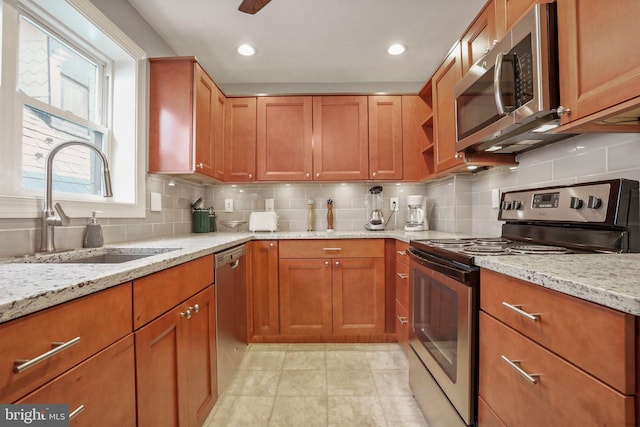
{"left": 499, "top": 182, "right": 612, "bottom": 223}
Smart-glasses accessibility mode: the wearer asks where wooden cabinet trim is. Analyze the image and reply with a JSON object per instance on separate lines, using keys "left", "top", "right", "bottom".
{"left": 279, "top": 239, "right": 384, "bottom": 259}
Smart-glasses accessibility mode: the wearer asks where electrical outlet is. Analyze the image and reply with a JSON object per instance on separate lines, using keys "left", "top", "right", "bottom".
{"left": 224, "top": 199, "right": 234, "bottom": 213}
{"left": 390, "top": 198, "right": 399, "bottom": 211}
{"left": 491, "top": 188, "right": 500, "bottom": 209}
{"left": 265, "top": 198, "right": 275, "bottom": 212}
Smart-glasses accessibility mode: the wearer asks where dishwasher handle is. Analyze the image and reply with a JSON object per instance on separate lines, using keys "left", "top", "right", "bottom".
{"left": 215, "top": 244, "right": 246, "bottom": 268}
{"left": 230, "top": 259, "right": 240, "bottom": 269}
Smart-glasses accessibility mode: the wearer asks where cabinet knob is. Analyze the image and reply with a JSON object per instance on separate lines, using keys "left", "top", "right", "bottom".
{"left": 197, "top": 162, "right": 204, "bottom": 169}
{"left": 372, "top": 172, "right": 377, "bottom": 178}
{"left": 306, "top": 173, "right": 310, "bottom": 179}
{"left": 556, "top": 105, "right": 571, "bottom": 116}
{"left": 325, "top": 261, "right": 329, "bottom": 266}
{"left": 269, "top": 243, "right": 275, "bottom": 249}
{"left": 316, "top": 173, "right": 320, "bottom": 178}
{"left": 188, "top": 304, "right": 200, "bottom": 314}
{"left": 249, "top": 173, "right": 253, "bottom": 179}
{"left": 335, "top": 261, "right": 340, "bottom": 267}
{"left": 180, "top": 309, "right": 192, "bottom": 320}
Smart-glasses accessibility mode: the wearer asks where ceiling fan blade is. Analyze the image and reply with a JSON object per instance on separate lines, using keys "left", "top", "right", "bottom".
{"left": 238, "top": 0, "right": 271, "bottom": 14}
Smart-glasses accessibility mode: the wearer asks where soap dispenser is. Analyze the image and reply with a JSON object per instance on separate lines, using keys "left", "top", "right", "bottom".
{"left": 83, "top": 211, "right": 104, "bottom": 248}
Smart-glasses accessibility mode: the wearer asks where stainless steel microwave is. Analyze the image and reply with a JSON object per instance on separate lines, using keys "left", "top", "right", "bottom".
{"left": 454, "top": 2, "right": 572, "bottom": 154}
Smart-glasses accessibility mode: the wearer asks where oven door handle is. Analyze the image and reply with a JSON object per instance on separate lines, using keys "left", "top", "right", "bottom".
{"left": 407, "top": 248, "right": 472, "bottom": 283}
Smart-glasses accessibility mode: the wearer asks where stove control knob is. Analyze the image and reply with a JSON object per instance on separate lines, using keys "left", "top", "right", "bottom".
{"left": 570, "top": 196, "right": 583, "bottom": 209}
{"left": 587, "top": 195, "right": 602, "bottom": 209}
{"left": 512, "top": 200, "right": 522, "bottom": 210}
{"left": 501, "top": 201, "right": 512, "bottom": 210}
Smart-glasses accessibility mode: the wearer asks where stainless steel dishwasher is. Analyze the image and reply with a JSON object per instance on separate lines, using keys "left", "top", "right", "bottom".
{"left": 214, "top": 244, "right": 247, "bottom": 395}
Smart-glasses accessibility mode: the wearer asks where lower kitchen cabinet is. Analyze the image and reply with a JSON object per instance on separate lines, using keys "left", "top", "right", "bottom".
{"left": 135, "top": 285, "right": 217, "bottom": 427}
{"left": 17, "top": 335, "right": 136, "bottom": 427}
{"left": 394, "top": 241, "right": 410, "bottom": 354}
{"left": 248, "top": 240, "right": 280, "bottom": 338}
{"left": 478, "top": 269, "right": 636, "bottom": 426}
{"left": 278, "top": 239, "right": 387, "bottom": 340}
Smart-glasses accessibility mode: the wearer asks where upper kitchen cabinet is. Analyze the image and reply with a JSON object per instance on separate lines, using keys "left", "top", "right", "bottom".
{"left": 494, "top": 0, "right": 552, "bottom": 37}
{"left": 461, "top": 0, "right": 498, "bottom": 74}
{"left": 224, "top": 98, "right": 257, "bottom": 182}
{"left": 149, "top": 57, "right": 224, "bottom": 182}
{"left": 313, "top": 96, "right": 369, "bottom": 181}
{"left": 402, "top": 94, "right": 434, "bottom": 181}
{"left": 432, "top": 43, "right": 465, "bottom": 172}
{"left": 368, "top": 96, "right": 403, "bottom": 180}
{"left": 555, "top": 0, "right": 640, "bottom": 133}
{"left": 256, "top": 96, "right": 313, "bottom": 181}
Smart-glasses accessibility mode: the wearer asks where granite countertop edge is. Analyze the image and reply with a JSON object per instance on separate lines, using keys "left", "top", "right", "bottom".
{"left": 2, "top": 230, "right": 640, "bottom": 324}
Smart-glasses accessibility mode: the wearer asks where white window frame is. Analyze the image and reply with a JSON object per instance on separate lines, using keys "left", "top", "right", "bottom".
{"left": 0, "top": 0, "right": 147, "bottom": 219}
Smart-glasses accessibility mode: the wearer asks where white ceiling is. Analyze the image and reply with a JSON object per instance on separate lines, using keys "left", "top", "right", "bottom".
{"left": 127, "top": 0, "right": 487, "bottom": 96}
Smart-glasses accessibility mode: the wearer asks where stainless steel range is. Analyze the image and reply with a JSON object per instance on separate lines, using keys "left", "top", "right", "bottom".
{"left": 407, "top": 178, "right": 640, "bottom": 427}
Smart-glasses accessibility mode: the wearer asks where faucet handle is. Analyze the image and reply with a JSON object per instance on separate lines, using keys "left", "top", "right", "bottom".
{"left": 54, "top": 203, "right": 70, "bottom": 226}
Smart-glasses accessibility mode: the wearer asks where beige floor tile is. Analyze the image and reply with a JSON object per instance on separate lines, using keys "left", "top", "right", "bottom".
{"left": 283, "top": 350, "right": 326, "bottom": 370}
{"left": 269, "top": 396, "right": 328, "bottom": 427}
{"left": 277, "top": 370, "right": 327, "bottom": 396}
{"left": 287, "top": 343, "right": 327, "bottom": 352}
{"left": 239, "top": 350, "right": 286, "bottom": 370}
{"left": 367, "top": 350, "right": 409, "bottom": 370}
{"left": 327, "top": 369, "right": 377, "bottom": 396}
{"left": 372, "top": 370, "right": 413, "bottom": 396}
{"left": 326, "top": 350, "right": 369, "bottom": 370}
{"left": 225, "top": 369, "right": 280, "bottom": 396}
{"left": 328, "top": 396, "right": 387, "bottom": 427}
{"left": 204, "top": 395, "right": 274, "bottom": 427}
{"left": 379, "top": 396, "right": 428, "bottom": 427}
{"left": 249, "top": 343, "right": 290, "bottom": 352}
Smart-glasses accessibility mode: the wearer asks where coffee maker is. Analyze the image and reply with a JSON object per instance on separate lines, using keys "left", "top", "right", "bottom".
{"left": 405, "top": 195, "right": 428, "bottom": 231}
{"left": 365, "top": 185, "right": 385, "bottom": 231}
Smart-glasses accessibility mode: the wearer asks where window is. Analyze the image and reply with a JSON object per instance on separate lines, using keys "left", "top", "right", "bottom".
{"left": 0, "top": 0, "right": 147, "bottom": 218}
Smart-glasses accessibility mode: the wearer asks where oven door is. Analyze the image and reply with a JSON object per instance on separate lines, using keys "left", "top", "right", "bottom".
{"left": 408, "top": 248, "right": 478, "bottom": 426}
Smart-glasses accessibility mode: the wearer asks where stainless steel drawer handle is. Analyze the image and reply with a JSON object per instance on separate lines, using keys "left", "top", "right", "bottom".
{"left": 14, "top": 336, "right": 81, "bottom": 373}
{"left": 397, "top": 273, "right": 408, "bottom": 279}
{"left": 501, "top": 302, "right": 539, "bottom": 321}
{"left": 396, "top": 250, "right": 406, "bottom": 256}
{"left": 501, "top": 355, "right": 539, "bottom": 384}
{"left": 322, "top": 247, "right": 342, "bottom": 251}
{"left": 397, "top": 315, "right": 408, "bottom": 325}
{"left": 69, "top": 405, "right": 85, "bottom": 420}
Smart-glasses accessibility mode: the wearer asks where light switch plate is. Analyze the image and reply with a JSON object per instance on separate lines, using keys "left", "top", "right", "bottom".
{"left": 224, "top": 199, "right": 234, "bottom": 212}
{"left": 150, "top": 192, "right": 162, "bottom": 212}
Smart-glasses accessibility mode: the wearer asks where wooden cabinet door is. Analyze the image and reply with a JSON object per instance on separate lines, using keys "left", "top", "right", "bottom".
{"left": 213, "top": 88, "right": 226, "bottom": 180}
{"left": 401, "top": 95, "right": 432, "bottom": 181}
{"left": 135, "top": 306, "right": 187, "bottom": 427}
{"left": 183, "top": 286, "right": 217, "bottom": 427}
{"left": 224, "top": 98, "right": 256, "bottom": 182}
{"left": 368, "top": 96, "right": 403, "bottom": 180}
{"left": 461, "top": 0, "right": 497, "bottom": 74}
{"left": 250, "top": 241, "right": 280, "bottom": 337}
{"left": 557, "top": 0, "right": 640, "bottom": 125}
{"left": 332, "top": 257, "right": 385, "bottom": 335}
{"left": 18, "top": 336, "right": 136, "bottom": 427}
{"left": 496, "top": 0, "right": 548, "bottom": 36}
{"left": 432, "top": 43, "right": 464, "bottom": 172}
{"left": 279, "top": 259, "right": 332, "bottom": 336}
{"left": 193, "top": 64, "right": 216, "bottom": 176}
{"left": 256, "top": 96, "right": 313, "bottom": 181}
{"left": 312, "top": 96, "right": 369, "bottom": 181}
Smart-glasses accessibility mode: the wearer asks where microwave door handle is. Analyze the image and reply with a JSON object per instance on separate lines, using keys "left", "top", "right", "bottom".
{"left": 494, "top": 52, "right": 507, "bottom": 115}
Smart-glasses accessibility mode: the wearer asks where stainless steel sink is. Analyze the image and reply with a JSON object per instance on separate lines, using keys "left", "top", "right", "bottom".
{"left": 12, "top": 247, "right": 180, "bottom": 264}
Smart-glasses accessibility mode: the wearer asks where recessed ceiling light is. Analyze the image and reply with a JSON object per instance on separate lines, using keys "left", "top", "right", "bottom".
{"left": 237, "top": 44, "right": 256, "bottom": 56}
{"left": 387, "top": 44, "right": 406, "bottom": 55}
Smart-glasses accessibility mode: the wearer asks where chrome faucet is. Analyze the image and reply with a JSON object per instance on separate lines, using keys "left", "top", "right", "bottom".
{"left": 41, "top": 141, "right": 113, "bottom": 252}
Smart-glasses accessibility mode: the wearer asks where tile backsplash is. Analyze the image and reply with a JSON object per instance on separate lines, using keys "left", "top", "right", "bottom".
{"left": 1, "top": 132, "right": 638, "bottom": 258}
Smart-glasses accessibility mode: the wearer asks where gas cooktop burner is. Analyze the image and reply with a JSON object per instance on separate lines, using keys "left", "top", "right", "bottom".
{"left": 508, "top": 245, "right": 572, "bottom": 255}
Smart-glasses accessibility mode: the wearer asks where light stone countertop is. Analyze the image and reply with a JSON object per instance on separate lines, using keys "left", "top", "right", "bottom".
{"left": 2, "top": 230, "right": 640, "bottom": 324}
{"left": 0, "top": 230, "right": 452, "bottom": 324}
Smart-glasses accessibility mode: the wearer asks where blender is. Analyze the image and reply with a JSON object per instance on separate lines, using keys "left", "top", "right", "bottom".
{"left": 405, "top": 195, "right": 428, "bottom": 231}
{"left": 365, "top": 185, "right": 385, "bottom": 231}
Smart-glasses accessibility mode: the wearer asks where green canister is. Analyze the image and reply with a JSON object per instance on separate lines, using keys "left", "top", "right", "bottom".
{"left": 191, "top": 197, "right": 209, "bottom": 233}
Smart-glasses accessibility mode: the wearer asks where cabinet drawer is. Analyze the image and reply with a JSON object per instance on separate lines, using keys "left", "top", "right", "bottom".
{"left": 17, "top": 335, "right": 136, "bottom": 427}
{"left": 478, "top": 395, "right": 506, "bottom": 427}
{"left": 134, "top": 255, "right": 214, "bottom": 328}
{"left": 279, "top": 239, "right": 384, "bottom": 259}
{"left": 479, "top": 312, "right": 634, "bottom": 427}
{"left": 0, "top": 284, "right": 132, "bottom": 403}
{"left": 480, "top": 269, "right": 635, "bottom": 393}
{"left": 395, "top": 260, "right": 409, "bottom": 308}
{"left": 395, "top": 241, "right": 409, "bottom": 265}
{"left": 395, "top": 299, "right": 409, "bottom": 354}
